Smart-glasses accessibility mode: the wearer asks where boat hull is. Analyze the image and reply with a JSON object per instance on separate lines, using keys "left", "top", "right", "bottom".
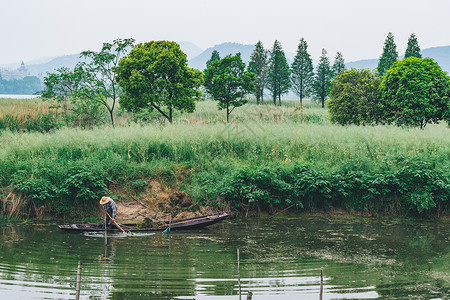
{"left": 58, "top": 212, "right": 230, "bottom": 232}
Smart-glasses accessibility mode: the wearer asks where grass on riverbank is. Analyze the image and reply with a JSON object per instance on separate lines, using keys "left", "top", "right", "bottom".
{"left": 0, "top": 98, "right": 449, "bottom": 219}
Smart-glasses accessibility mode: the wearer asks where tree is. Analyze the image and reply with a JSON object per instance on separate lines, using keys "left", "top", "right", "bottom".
{"left": 266, "top": 40, "right": 291, "bottom": 106}
{"left": 405, "top": 33, "right": 422, "bottom": 58}
{"left": 377, "top": 32, "right": 398, "bottom": 76}
{"left": 41, "top": 38, "right": 135, "bottom": 127}
{"left": 206, "top": 50, "right": 221, "bottom": 68}
{"left": 203, "top": 53, "right": 254, "bottom": 123}
{"left": 378, "top": 57, "right": 450, "bottom": 128}
{"left": 312, "top": 49, "right": 333, "bottom": 108}
{"left": 248, "top": 41, "right": 268, "bottom": 105}
{"left": 290, "top": 38, "right": 314, "bottom": 106}
{"left": 116, "top": 41, "right": 204, "bottom": 123}
{"left": 329, "top": 68, "right": 381, "bottom": 125}
{"left": 332, "top": 52, "right": 346, "bottom": 77}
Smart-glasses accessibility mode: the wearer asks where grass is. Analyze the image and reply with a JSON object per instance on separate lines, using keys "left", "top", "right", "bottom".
{"left": 0, "top": 97, "right": 449, "bottom": 218}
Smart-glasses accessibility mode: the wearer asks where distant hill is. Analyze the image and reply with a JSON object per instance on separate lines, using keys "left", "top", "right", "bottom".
{"left": 188, "top": 42, "right": 256, "bottom": 70}
{"left": 178, "top": 41, "right": 203, "bottom": 60}
{"left": 346, "top": 45, "right": 450, "bottom": 73}
{"left": 5, "top": 44, "right": 449, "bottom": 79}
{"left": 188, "top": 42, "right": 296, "bottom": 70}
{"left": 27, "top": 54, "right": 85, "bottom": 77}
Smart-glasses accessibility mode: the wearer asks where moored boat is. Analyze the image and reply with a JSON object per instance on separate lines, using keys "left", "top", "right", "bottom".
{"left": 58, "top": 212, "right": 230, "bottom": 232}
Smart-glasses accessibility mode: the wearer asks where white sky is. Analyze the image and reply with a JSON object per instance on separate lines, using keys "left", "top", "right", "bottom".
{"left": 2, "top": 0, "right": 450, "bottom": 64}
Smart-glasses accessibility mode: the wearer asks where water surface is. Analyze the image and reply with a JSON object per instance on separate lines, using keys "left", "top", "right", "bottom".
{"left": 0, "top": 218, "right": 448, "bottom": 299}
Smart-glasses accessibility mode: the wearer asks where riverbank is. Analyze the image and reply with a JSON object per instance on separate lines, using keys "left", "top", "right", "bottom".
{"left": 0, "top": 101, "right": 448, "bottom": 220}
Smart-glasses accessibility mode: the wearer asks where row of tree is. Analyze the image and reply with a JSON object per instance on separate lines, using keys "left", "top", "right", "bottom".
{"left": 239, "top": 39, "right": 344, "bottom": 108}
{"left": 40, "top": 33, "right": 439, "bottom": 127}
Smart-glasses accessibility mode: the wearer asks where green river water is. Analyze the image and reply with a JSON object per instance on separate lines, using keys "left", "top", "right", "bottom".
{"left": 0, "top": 217, "right": 448, "bottom": 299}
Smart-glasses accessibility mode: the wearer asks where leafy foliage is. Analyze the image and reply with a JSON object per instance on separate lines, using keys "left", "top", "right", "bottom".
{"left": 378, "top": 57, "right": 450, "bottom": 128}
{"left": 116, "top": 41, "right": 204, "bottom": 123}
{"left": 206, "top": 50, "right": 221, "bottom": 68}
{"left": 266, "top": 40, "right": 291, "bottom": 106}
{"left": 193, "top": 158, "right": 449, "bottom": 216}
{"left": 12, "top": 161, "right": 109, "bottom": 216}
{"left": 377, "top": 32, "right": 398, "bottom": 76}
{"left": 329, "top": 69, "right": 381, "bottom": 125}
{"left": 290, "top": 38, "right": 314, "bottom": 106}
{"left": 41, "top": 38, "right": 135, "bottom": 127}
{"left": 203, "top": 53, "right": 254, "bottom": 122}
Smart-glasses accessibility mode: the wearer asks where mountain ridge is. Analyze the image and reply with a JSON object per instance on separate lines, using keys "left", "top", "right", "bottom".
{"left": 2, "top": 43, "right": 449, "bottom": 78}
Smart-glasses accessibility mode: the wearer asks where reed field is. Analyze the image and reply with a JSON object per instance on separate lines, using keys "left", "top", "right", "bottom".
{"left": 0, "top": 97, "right": 449, "bottom": 218}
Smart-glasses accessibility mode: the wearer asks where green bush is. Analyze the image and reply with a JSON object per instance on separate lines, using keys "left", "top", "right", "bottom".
{"left": 378, "top": 57, "right": 450, "bottom": 128}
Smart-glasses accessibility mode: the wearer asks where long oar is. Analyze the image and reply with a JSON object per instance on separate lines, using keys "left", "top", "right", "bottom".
{"left": 105, "top": 210, "right": 131, "bottom": 235}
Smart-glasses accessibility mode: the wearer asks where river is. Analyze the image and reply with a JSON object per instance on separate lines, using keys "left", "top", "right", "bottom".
{"left": 0, "top": 217, "right": 448, "bottom": 299}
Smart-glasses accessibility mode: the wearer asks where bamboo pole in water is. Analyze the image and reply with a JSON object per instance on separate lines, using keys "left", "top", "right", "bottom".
{"left": 76, "top": 261, "right": 82, "bottom": 300}
{"left": 237, "top": 248, "right": 241, "bottom": 300}
{"left": 319, "top": 268, "right": 323, "bottom": 300}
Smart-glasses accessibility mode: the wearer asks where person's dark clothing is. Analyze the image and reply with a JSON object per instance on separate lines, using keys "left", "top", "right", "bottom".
{"left": 102, "top": 199, "right": 118, "bottom": 229}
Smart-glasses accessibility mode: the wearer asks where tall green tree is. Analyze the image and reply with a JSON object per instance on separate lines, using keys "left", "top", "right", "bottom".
{"left": 116, "top": 41, "right": 204, "bottom": 124}
{"left": 266, "top": 40, "right": 291, "bottom": 106}
{"left": 41, "top": 38, "right": 135, "bottom": 127}
{"left": 312, "top": 49, "right": 333, "bottom": 108}
{"left": 248, "top": 41, "right": 268, "bottom": 105}
{"left": 332, "top": 52, "right": 346, "bottom": 77}
{"left": 378, "top": 57, "right": 450, "bottom": 128}
{"left": 204, "top": 53, "right": 254, "bottom": 123}
{"left": 405, "top": 33, "right": 422, "bottom": 58}
{"left": 206, "top": 50, "right": 221, "bottom": 68}
{"left": 290, "top": 38, "right": 314, "bottom": 106}
{"left": 377, "top": 32, "right": 398, "bottom": 76}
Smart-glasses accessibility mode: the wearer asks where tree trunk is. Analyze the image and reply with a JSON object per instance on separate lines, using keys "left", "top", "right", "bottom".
{"left": 278, "top": 94, "right": 281, "bottom": 106}
{"left": 226, "top": 104, "right": 229, "bottom": 123}
{"left": 169, "top": 107, "right": 173, "bottom": 123}
{"left": 109, "top": 110, "right": 115, "bottom": 128}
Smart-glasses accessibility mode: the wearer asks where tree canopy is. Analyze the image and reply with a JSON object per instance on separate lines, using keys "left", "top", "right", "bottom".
{"left": 378, "top": 57, "right": 450, "bottom": 128}
{"left": 329, "top": 68, "right": 381, "bottom": 125}
{"left": 266, "top": 40, "right": 291, "bottom": 106}
{"left": 116, "top": 40, "right": 204, "bottom": 123}
{"left": 248, "top": 41, "right": 268, "bottom": 105}
{"left": 377, "top": 32, "right": 398, "bottom": 76}
{"left": 290, "top": 38, "right": 314, "bottom": 106}
{"left": 203, "top": 53, "right": 254, "bottom": 123}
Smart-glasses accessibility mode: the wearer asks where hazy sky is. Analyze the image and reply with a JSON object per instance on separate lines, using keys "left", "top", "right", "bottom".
{"left": 2, "top": 0, "right": 450, "bottom": 65}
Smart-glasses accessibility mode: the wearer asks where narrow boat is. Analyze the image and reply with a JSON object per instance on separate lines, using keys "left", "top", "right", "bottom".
{"left": 58, "top": 212, "right": 230, "bottom": 232}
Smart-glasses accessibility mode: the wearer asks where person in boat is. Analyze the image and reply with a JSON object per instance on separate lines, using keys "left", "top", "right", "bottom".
{"left": 100, "top": 196, "right": 118, "bottom": 229}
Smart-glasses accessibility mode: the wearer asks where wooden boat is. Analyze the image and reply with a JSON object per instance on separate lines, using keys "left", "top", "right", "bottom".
{"left": 58, "top": 212, "right": 230, "bottom": 232}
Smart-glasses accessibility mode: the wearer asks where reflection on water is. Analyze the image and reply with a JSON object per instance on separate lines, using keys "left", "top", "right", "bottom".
{"left": 0, "top": 218, "right": 448, "bottom": 299}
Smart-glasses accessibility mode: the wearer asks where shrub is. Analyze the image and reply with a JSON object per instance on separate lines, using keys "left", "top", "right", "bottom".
{"left": 329, "top": 68, "right": 381, "bottom": 125}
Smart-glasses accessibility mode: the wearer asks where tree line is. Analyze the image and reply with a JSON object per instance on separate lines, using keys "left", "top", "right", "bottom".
{"left": 0, "top": 75, "right": 43, "bottom": 95}
{"left": 40, "top": 33, "right": 449, "bottom": 127}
